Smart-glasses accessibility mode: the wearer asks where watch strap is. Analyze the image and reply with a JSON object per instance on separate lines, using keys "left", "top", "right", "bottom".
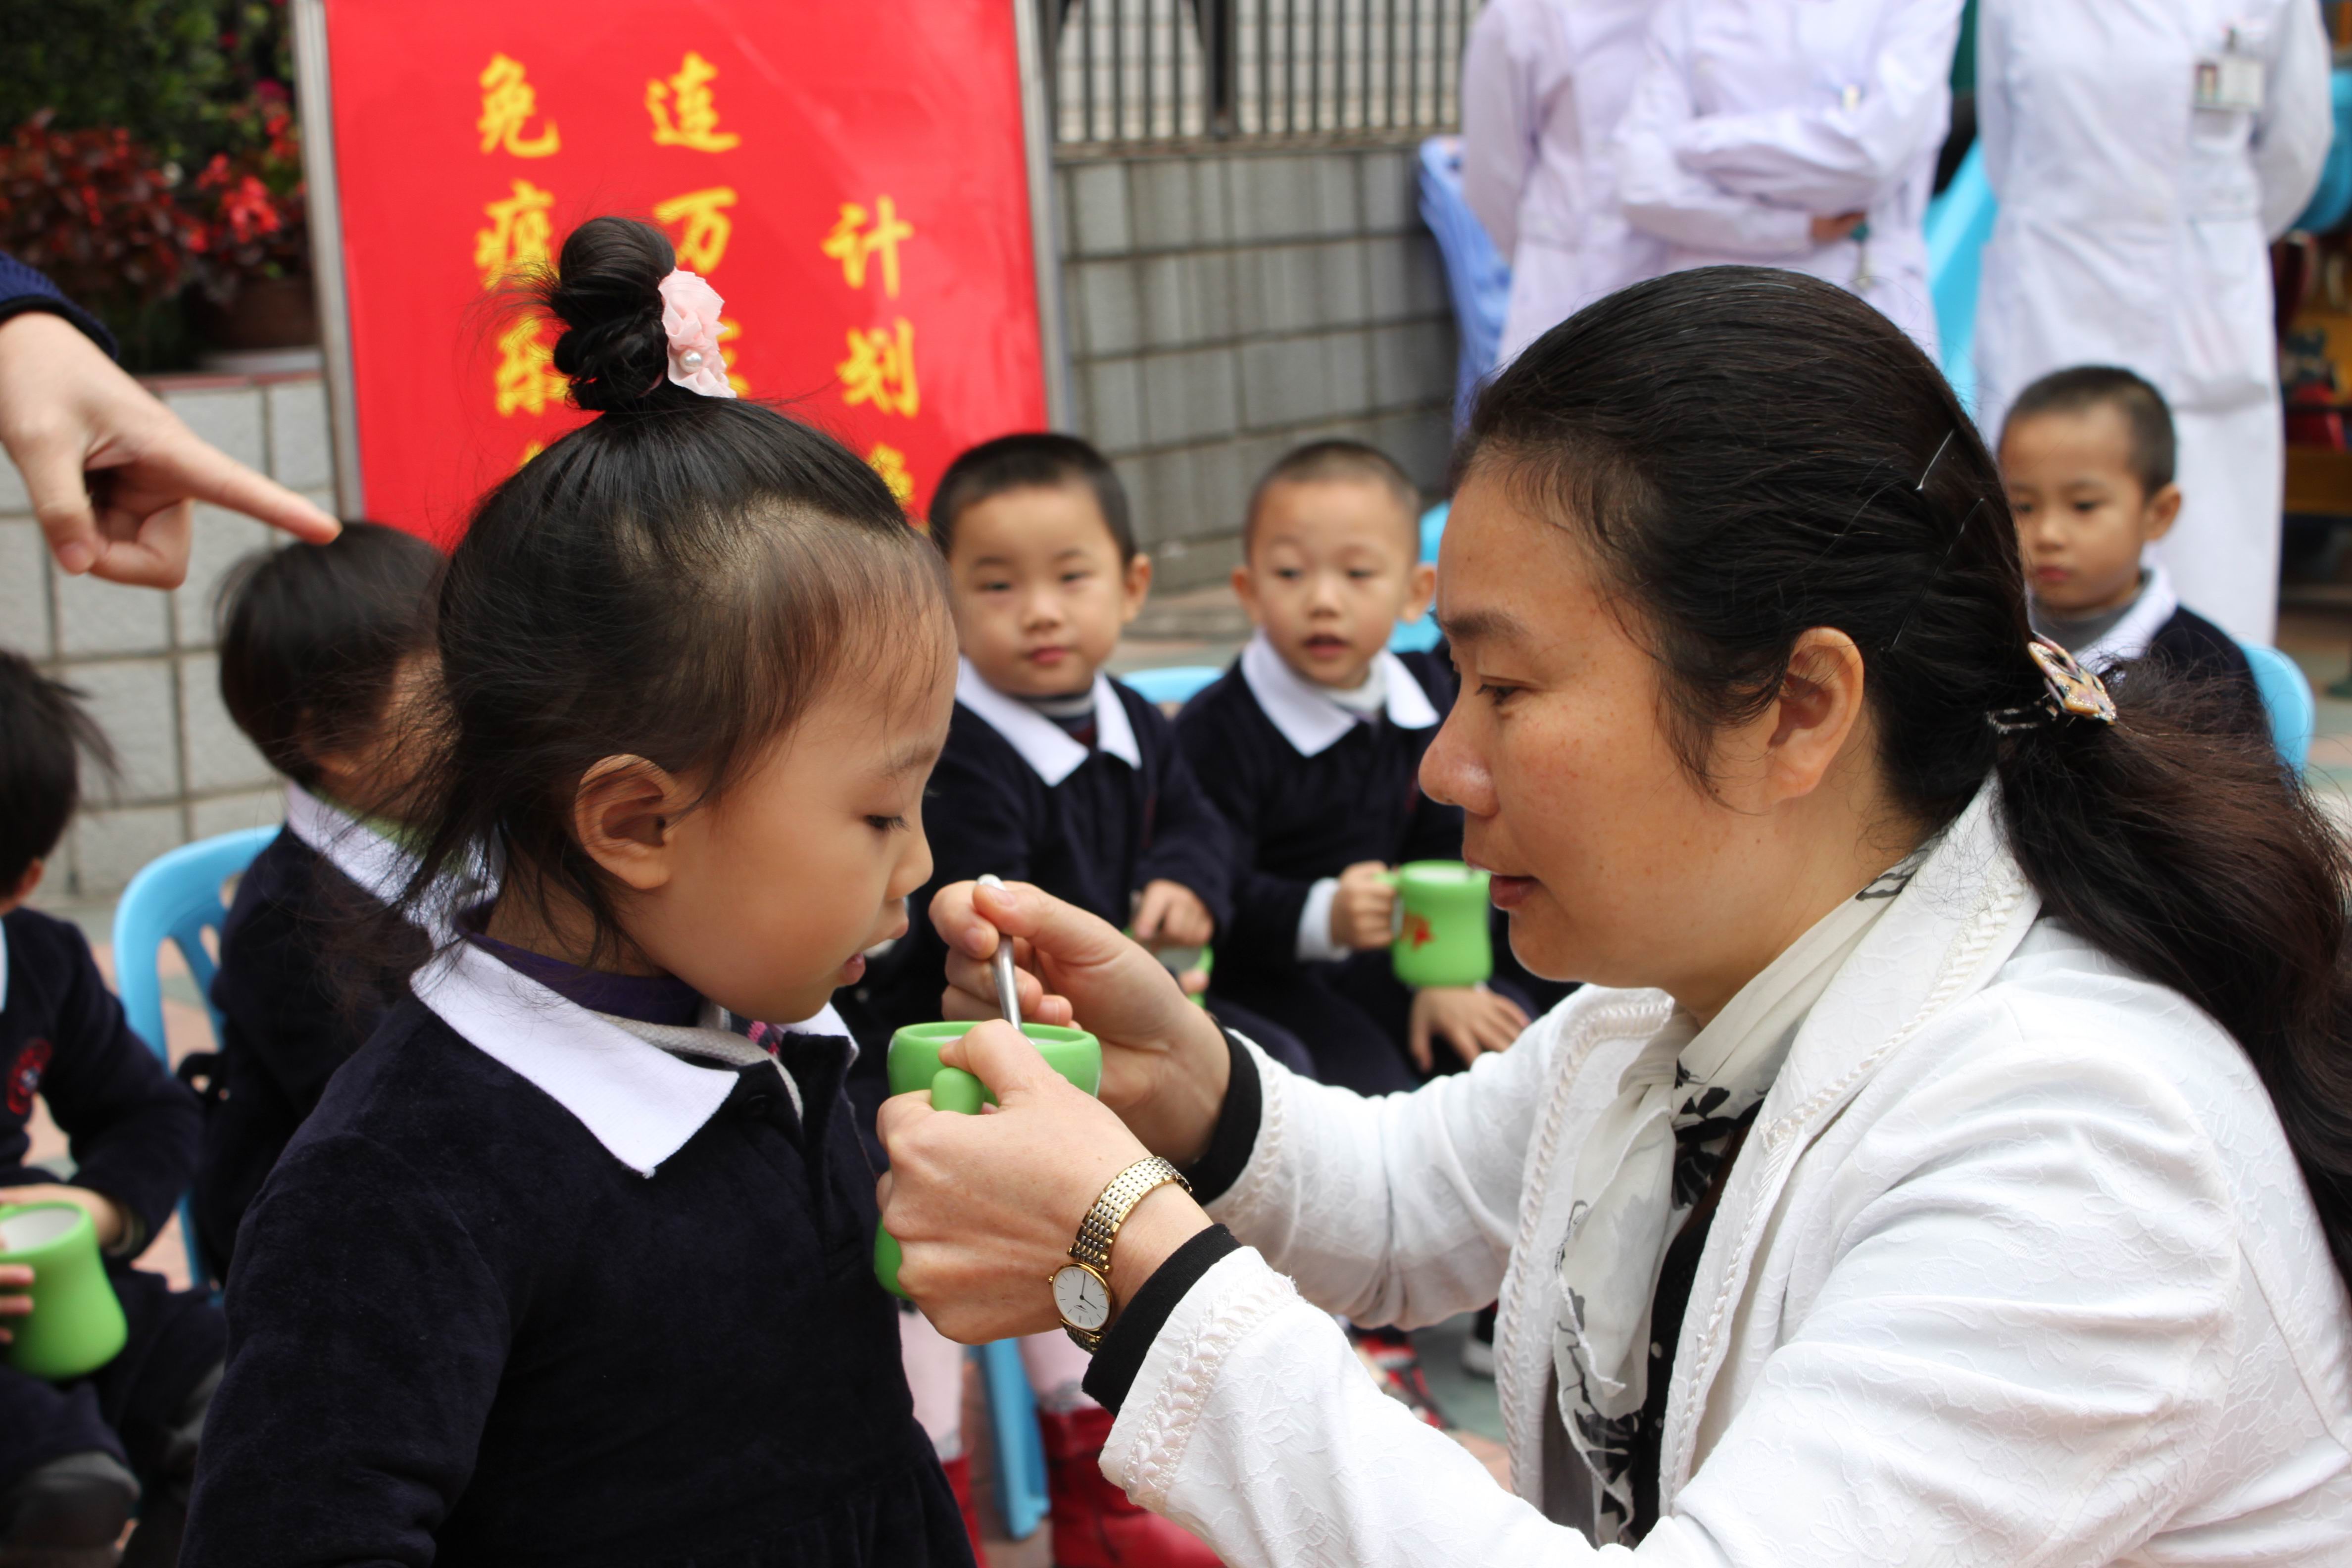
{"left": 1070, "top": 1156, "right": 1192, "bottom": 1277}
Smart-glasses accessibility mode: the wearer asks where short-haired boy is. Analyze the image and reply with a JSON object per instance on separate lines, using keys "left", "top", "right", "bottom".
{"left": 192, "top": 522, "right": 441, "bottom": 1280}
{"left": 1176, "top": 441, "right": 1552, "bottom": 1096}
{"left": 841, "top": 432, "right": 1228, "bottom": 1568}
{"left": 0, "top": 651, "right": 223, "bottom": 1567}
{"left": 2001, "top": 366, "right": 2260, "bottom": 713}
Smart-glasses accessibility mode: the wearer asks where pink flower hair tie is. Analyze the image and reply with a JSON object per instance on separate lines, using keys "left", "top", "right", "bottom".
{"left": 657, "top": 268, "right": 735, "bottom": 398}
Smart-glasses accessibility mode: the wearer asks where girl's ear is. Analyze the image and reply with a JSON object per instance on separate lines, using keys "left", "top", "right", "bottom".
{"left": 573, "top": 755, "right": 685, "bottom": 891}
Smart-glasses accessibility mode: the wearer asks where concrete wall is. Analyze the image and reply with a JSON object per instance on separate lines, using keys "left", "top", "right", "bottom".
{"left": 0, "top": 374, "right": 335, "bottom": 897}
{"left": 1054, "top": 137, "right": 1459, "bottom": 589}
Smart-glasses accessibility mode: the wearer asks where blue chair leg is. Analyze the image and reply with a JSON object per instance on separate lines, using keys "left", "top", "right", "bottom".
{"left": 976, "top": 1339, "right": 1049, "bottom": 1540}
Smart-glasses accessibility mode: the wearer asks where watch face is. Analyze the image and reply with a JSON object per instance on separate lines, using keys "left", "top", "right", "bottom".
{"left": 1052, "top": 1264, "right": 1112, "bottom": 1331}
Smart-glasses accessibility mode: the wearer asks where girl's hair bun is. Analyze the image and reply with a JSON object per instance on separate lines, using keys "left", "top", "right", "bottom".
{"left": 541, "top": 216, "right": 678, "bottom": 412}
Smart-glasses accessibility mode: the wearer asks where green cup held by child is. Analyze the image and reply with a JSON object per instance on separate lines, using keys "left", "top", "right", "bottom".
{"left": 0, "top": 1201, "right": 127, "bottom": 1382}
{"left": 875, "top": 1021, "right": 1103, "bottom": 1298}
{"left": 1384, "top": 861, "right": 1493, "bottom": 989}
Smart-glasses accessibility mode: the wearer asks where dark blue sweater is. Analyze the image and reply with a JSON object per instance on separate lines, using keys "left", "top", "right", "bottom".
{"left": 0, "top": 907, "right": 197, "bottom": 1239}
{"left": 194, "top": 827, "right": 404, "bottom": 1279}
{"left": 1173, "top": 652, "right": 1463, "bottom": 993}
{"left": 0, "top": 253, "right": 118, "bottom": 357}
{"left": 845, "top": 677, "right": 1234, "bottom": 1050}
{"left": 184, "top": 999, "right": 970, "bottom": 1568}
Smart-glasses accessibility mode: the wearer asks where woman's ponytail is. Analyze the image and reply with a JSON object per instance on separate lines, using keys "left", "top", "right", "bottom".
{"left": 1997, "top": 681, "right": 2352, "bottom": 1279}
{"left": 1466, "top": 265, "right": 2352, "bottom": 1290}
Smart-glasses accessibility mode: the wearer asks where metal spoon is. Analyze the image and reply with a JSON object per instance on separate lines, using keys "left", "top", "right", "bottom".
{"left": 977, "top": 875, "right": 1022, "bottom": 1032}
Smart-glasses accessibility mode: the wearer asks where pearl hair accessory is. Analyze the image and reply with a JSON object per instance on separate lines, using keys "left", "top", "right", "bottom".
{"left": 657, "top": 269, "right": 734, "bottom": 398}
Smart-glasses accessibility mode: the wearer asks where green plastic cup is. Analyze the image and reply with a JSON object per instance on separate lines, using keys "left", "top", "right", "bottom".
{"left": 1385, "top": 861, "right": 1494, "bottom": 988}
{"left": 875, "top": 1021, "right": 1102, "bottom": 1298}
{"left": 0, "top": 1202, "right": 127, "bottom": 1382}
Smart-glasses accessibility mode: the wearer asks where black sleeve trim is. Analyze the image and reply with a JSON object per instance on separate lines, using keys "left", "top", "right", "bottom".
{"left": 1081, "top": 1223, "right": 1242, "bottom": 1414}
{"left": 0, "top": 296, "right": 119, "bottom": 360}
{"left": 1182, "top": 1028, "right": 1262, "bottom": 1205}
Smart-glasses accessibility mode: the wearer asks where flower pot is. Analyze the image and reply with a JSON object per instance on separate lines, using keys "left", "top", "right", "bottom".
{"left": 193, "top": 275, "right": 317, "bottom": 352}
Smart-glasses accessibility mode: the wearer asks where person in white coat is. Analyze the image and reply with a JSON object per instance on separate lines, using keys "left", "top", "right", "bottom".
{"left": 1461, "top": 0, "right": 1668, "bottom": 363}
{"left": 1613, "top": 0, "right": 1965, "bottom": 353}
{"left": 878, "top": 269, "right": 2352, "bottom": 1565}
{"left": 1974, "top": 0, "right": 2332, "bottom": 648}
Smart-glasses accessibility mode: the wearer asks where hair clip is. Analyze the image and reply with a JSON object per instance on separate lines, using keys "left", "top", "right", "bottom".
{"left": 658, "top": 269, "right": 735, "bottom": 399}
{"left": 1989, "top": 635, "right": 2116, "bottom": 734}
{"left": 1914, "top": 429, "right": 1956, "bottom": 491}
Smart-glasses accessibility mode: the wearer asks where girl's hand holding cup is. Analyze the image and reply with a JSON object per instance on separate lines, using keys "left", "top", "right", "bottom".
{"left": 933, "top": 879, "right": 1232, "bottom": 1167}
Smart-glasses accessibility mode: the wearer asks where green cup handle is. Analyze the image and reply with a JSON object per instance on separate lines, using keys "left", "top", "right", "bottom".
{"left": 930, "top": 1066, "right": 985, "bottom": 1115}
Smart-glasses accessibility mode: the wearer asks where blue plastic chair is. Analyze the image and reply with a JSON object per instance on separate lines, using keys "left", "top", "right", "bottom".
{"left": 975, "top": 1339, "right": 1050, "bottom": 1539}
{"left": 1121, "top": 665, "right": 1222, "bottom": 707}
{"left": 2240, "top": 643, "right": 2317, "bottom": 773}
{"left": 1389, "top": 501, "right": 1451, "bottom": 653}
{"left": 1923, "top": 143, "right": 1998, "bottom": 413}
{"left": 111, "top": 826, "right": 277, "bottom": 1282}
{"left": 1417, "top": 135, "right": 1513, "bottom": 429}
{"left": 2294, "top": 65, "right": 2352, "bottom": 235}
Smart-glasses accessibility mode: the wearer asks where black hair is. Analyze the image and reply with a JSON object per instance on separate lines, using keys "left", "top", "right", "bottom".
{"left": 2002, "top": 364, "right": 2177, "bottom": 498}
{"left": 395, "top": 215, "right": 951, "bottom": 964}
{"left": 1465, "top": 266, "right": 2352, "bottom": 1291}
{"left": 0, "top": 651, "right": 118, "bottom": 891}
{"left": 215, "top": 522, "right": 442, "bottom": 791}
{"left": 1244, "top": 438, "right": 1421, "bottom": 555}
{"left": 928, "top": 432, "right": 1136, "bottom": 562}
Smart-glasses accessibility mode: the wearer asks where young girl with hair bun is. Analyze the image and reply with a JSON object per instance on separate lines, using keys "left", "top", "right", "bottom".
{"left": 184, "top": 216, "right": 975, "bottom": 1567}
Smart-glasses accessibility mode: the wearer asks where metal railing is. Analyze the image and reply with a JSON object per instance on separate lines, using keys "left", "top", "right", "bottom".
{"left": 1046, "top": 0, "right": 1480, "bottom": 147}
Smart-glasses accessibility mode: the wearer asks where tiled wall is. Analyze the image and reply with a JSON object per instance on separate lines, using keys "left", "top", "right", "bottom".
{"left": 1054, "top": 138, "right": 1458, "bottom": 589}
{"left": 0, "top": 374, "right": 335, "bottom": 897}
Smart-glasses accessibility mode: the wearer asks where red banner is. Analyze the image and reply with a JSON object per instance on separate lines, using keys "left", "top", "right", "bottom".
{"left": 314, "top": 0, "right": 1049, "bottom": 542}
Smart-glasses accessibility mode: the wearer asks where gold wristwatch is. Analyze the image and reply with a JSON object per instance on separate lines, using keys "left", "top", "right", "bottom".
{"left": 1051, "top": 1157, "right": 1191, "bottom": 1351}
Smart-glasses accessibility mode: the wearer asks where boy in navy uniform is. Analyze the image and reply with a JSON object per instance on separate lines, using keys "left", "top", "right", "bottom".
{"left": 1178, "top": 441, "right": 1569, "bottom": 1096}
{"left": 842, "top": 433, "right": 1230, "bottom": 1568}
{"left": 2001, "top": 365, "right": 2263, "bottom": 720}
{"left": 0, "top": 651, "right": 222, "bottom": 1568}
{"left": 190, "top": 522, "right": 441, "bottom": 1280}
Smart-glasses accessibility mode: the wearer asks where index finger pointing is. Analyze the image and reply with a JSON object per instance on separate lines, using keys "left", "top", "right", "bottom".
{"left": 157, "top": 429, "right": 342, "bottom": 544}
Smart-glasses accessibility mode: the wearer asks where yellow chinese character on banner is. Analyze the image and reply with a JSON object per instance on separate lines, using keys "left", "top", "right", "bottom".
{"left": 646, "top": 51, "right": 741, "bottom": 152}
{"left": 865, "top": 443, "right": 914, "bottom": 506}
{"left": 653, "top": 187, "right": 737, "bottom": 273}
{"left": 479, "top": 54, "right": 560, "bottom": 157}
{"left": 492, "top": 319, "right": 568, "bottom": 417}
{"left": 837, "top": 319, "right": 918, "bottom": 418}
{"left": 821, "top": 197, "right": 913, "bottom": 297}
{"left": 719, "top": 316, "right": 750, "bottom": 396}
{"left": 516, "top": 441, "right": 546, "bottom": 470}
{"left": 475, "top": 178, "right": 555, "bottom": 286}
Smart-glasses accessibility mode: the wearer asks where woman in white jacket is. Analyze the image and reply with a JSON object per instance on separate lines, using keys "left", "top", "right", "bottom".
{"left": 1973, "top": 0, "right": 2332, "bottom": 647}
{"left": 879, "top": 268, "right": 2352, "bottom": 1564}
{"left": 1612, "top": 0, "right": 1964, "bottom": 352}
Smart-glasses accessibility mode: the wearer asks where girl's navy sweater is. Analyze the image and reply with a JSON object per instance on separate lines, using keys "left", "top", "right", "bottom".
{"left": 184, "top": 996, "right": 971, "bottom": 1568}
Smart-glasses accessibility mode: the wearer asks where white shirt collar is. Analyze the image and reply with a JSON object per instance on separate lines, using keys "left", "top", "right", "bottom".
{"left": 954, "top": 657, "right": 1142, "bottom": 785}
{"left": 1238, "top": 631, "right": 1439, "bottom": 757}
{"left": 411, "top": 937, "right": 745, "bottom": 1177}
{"left": 2073, "top": 561, "right": 2180, "bottom": 674}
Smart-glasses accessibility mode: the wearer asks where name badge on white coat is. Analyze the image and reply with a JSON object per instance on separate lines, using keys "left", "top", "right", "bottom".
{"left": 2195, "top": 27, "right": 2266, "bottom": 114}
